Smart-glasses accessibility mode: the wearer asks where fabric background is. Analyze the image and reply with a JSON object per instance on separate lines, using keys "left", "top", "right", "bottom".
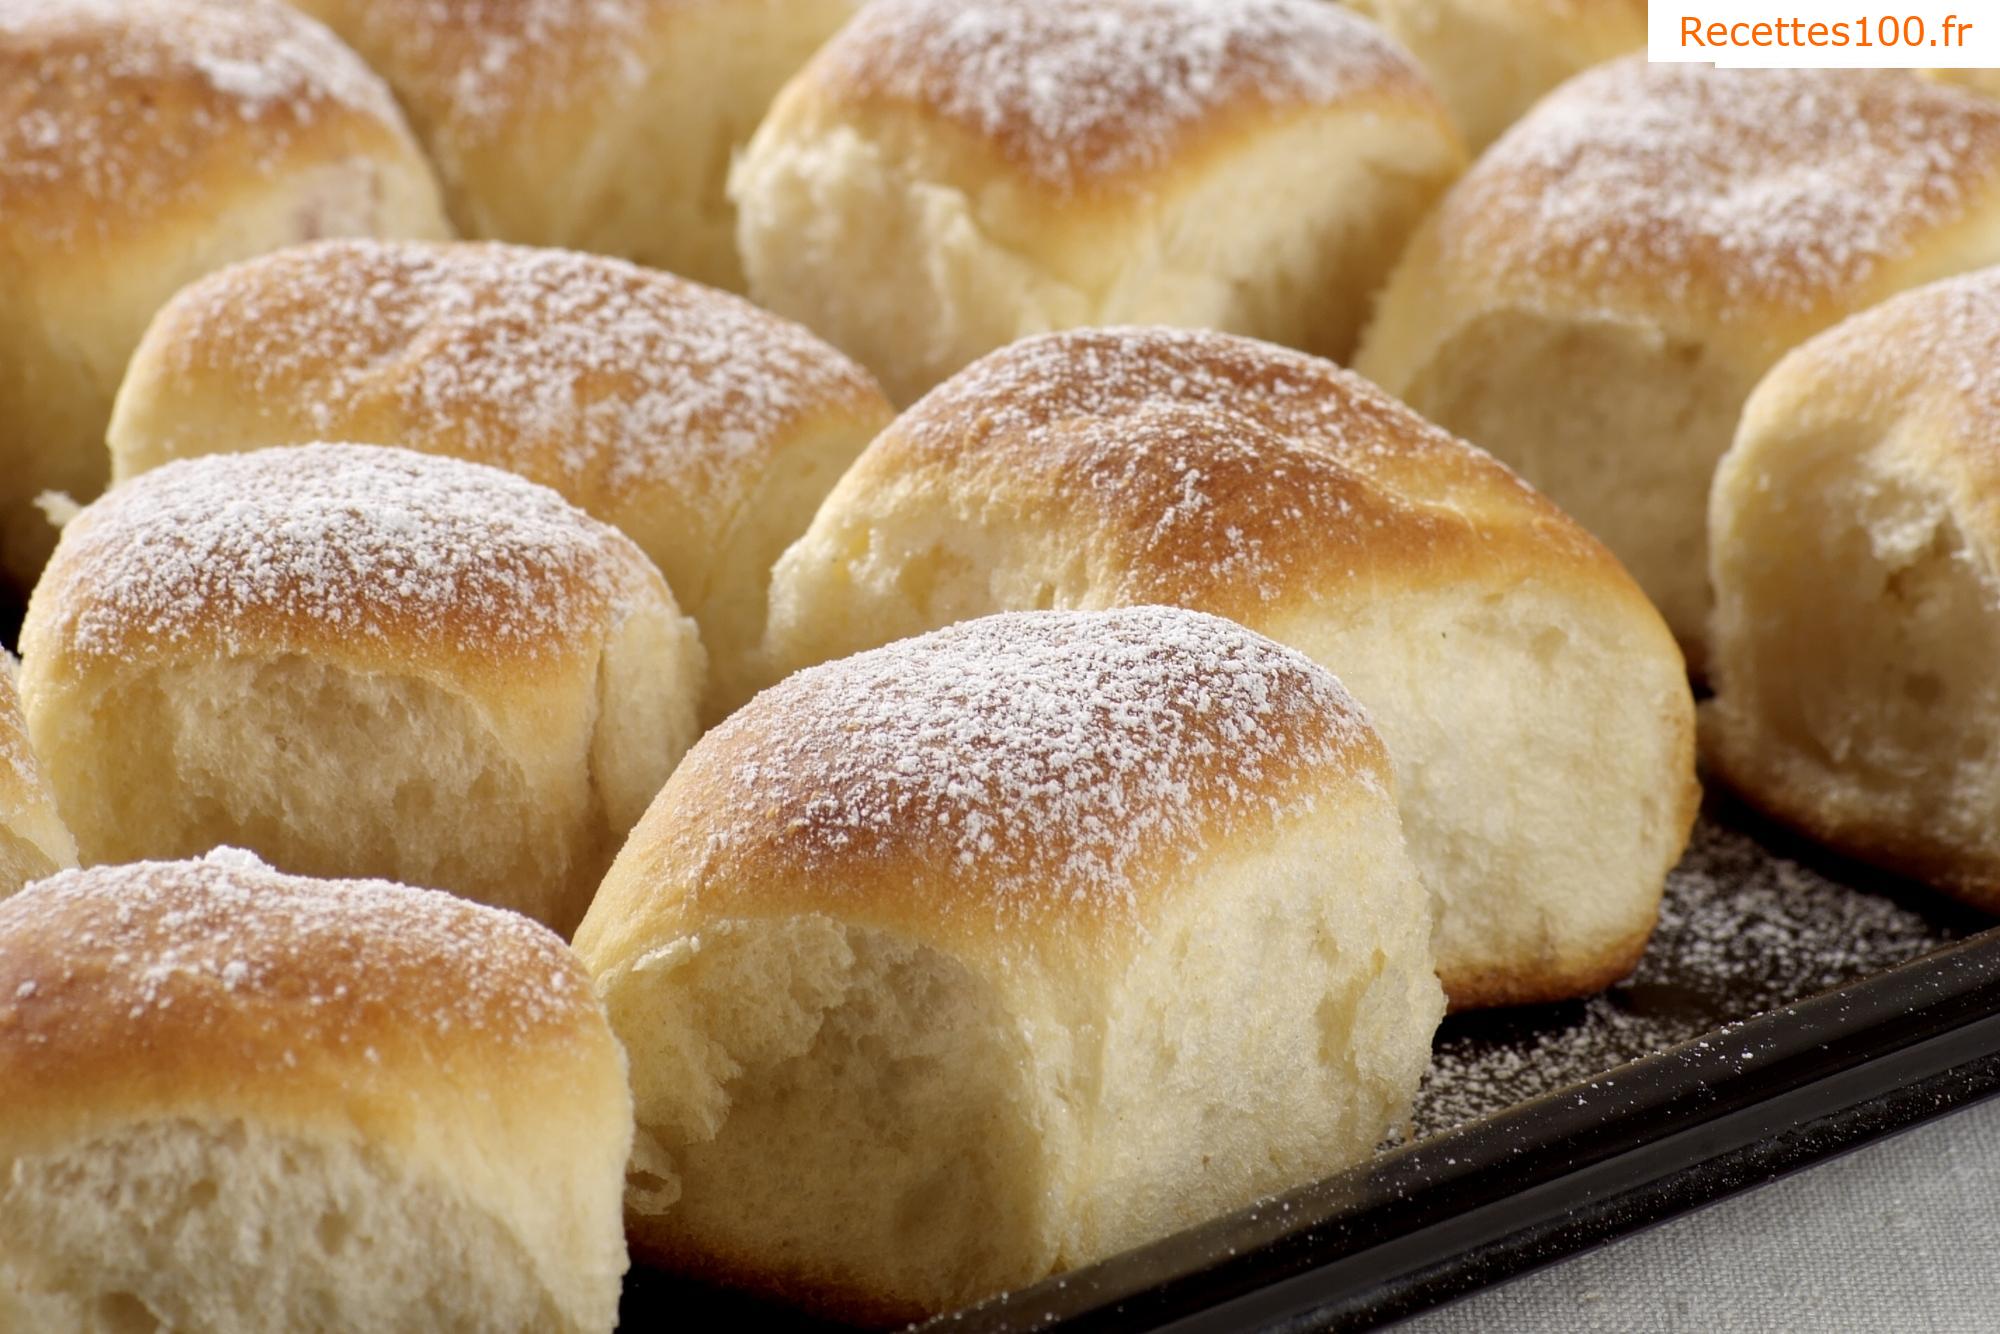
{"left": 1391, "top": 1095, "right": 2000, "bottom": 1332}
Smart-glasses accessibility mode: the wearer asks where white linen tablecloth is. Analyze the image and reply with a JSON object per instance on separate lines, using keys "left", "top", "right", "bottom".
{"left": 1391, "top": 1095, "right": 2000, "bottom": 1332}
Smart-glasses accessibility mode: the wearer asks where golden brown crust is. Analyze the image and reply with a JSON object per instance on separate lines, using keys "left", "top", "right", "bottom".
{"left": 114, "top": 240, "right": 891, "bottom": 523}
{"left": 286, "top": 0, "right": 678, "bottom": 148}
{"left": 576, "top": 607, "right": 1388, "bottom": 961}
{"left": 0, "top": 850, "right": 615, "bottom": 1157}
{"left": 864, "top": 327, "right": 1625, "bottom": 623}
{"left": 0, "top": 0, "right": 417, "bottom": 252}
{"left": 1442, "top": 912, "right": 1657, "bottom": 1012}
{"left": 1403, "top": 60, "right": 2000, "bottom": 348}
{"left": 24, "top": 444, "right": 668, "bottom": 681}
{"left": 795, "top": 0, "right": 1448, "bottom": 198}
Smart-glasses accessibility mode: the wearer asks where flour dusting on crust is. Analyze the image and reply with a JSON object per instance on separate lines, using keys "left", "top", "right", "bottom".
{"left": 0, "top": 848, "right": 599, "bottom": 1050}
{"left": 150, "top": 241, "right": 885, "bottom": 507}
{"left": 0, "top": 0, "right": 408, "bottom": 239}
{"left": 41, "top": 444, "right": 652, "bottom": 664}
{"left": 1441, "top": 59, "right": 2000, "bottom": 317}
{"left": 816, "top": 0, "right": 1434, "bottom": 189}
{"left": 682, "top": 607, "right": 1385, "bottom": 917}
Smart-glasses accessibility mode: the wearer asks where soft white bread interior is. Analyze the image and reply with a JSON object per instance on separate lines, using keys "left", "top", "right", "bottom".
{"left": 286, "top": 0, "right": 864, "bottom": 289}
{"left": 730, "top": 0, "right": 1464, "bottom": 403}
{"left": 573, "top": 607, "right": 1443, "bottom": 1320}
{"left": 764, "top": 328, "right": 1697, "bottom": 1009}
{"left": 1707, "top": 268, "right": 2000, "bottom": 909}
{"left": 108, "top": 240, "right": 892, "bottom": 720}
{"left": 18, "top": 444, "right": 703, "bottom": 935}
{"left": 1356, "top": 61, "right": 2000, "bottom": 669}
{"left": 1341, "top": 0, "right": 1646, "bottom": 150}
{"left": 0, "top": 848, "right": 631, "bottom": 1333}
{"left": 0, "top": 0, "right": 449, "bottom": 588}
{"left": 0, "top": 655, "right": 74, "bottom": 898}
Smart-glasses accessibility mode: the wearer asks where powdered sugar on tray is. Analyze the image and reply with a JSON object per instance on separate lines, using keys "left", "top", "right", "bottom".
{"left": 152, "top": 241, "right": 882, "bottom": 507}
{"left": 0, "top": 0, "right": 405, "bottom": 237}
{"left": 1413, "top": 812, "right": 1972, "bottom": 1137}
{"left": 1444, "top": 59, "right": 2000, "bottom": 315}
{"left": 685, "top": 607, "right": 1383, "bottom": 917}
{"left": 42, "top": 444, "right": 643, "bottom": 663}
{"left": 818, "top": 0, "right": 1426, "bottom": 189}
{"left": 0, "top": 848, "right": 599, "bottom": 1051}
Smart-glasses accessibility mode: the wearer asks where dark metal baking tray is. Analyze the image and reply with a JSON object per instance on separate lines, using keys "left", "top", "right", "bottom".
{"left": 620, "top": 791, "right": 2000, "bottom": 1331}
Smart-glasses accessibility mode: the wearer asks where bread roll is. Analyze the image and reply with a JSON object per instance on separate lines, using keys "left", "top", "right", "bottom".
{"left": 1707, "top": 269, "right": 2000, "bottom": 908}
{"left": 574, "top": 606, "right": 1442, "bottom": 1319}
{"left": 1356, "top": 61, "right": 2000, "bottom": 668}
{"left": 0, "top": 848, "right": 630, "bottom": 1332}
{"left": 1342, "top": 0, "right": 1645, "bottom": 150}
{"left": 286, "top": 0, "right": 864, "bottom": 290}
{"left": 0, "top": 657, "right": 73, "bottom": 898}
{"left": 19, "top": 444, "right": 703, "bottom": 935}
{"left": 0, "top": 0, "right": 449, "bottom": 588}
{"left": 764, "top": 328, "right": 1697, "bottom": 1009}
{"left": 108, "top": 239, "right": 893, "bottom": 719}
{"left": 730, "top": 0, "right": 1464, "bottom": 404}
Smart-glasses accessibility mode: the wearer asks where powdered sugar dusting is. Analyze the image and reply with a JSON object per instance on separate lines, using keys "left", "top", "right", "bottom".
{"left": 1444, "top": 60, "right": 2000, "bottom": 318}
{"left": 154, "top": 241, "right": 885, "bottom": 506}
{"left": 1793, "top": 267, "right": 2000, "bottom": 440}
{"left": 301, "top": 0, "right": 653, "bottom": 135}
{"left": 818, "top": 0, "right": 1428, "bottom": 190}
{"left": 44, "top": 444, "right": 645, "bottom": 663}
{"left": 688, "top": 608, "right": 1383, "bottom": 916}
{"left": 0, "top": 847, "right": 599, "bottom": 1051}
{"left": 1413, "top": 812, "right": 1970, "bottom": 1136}
{"left": 0, "top": 0, "right": 407, "bottom": 240}
{"left": 876, "top": 328, "right": 1581, "bottom": 612}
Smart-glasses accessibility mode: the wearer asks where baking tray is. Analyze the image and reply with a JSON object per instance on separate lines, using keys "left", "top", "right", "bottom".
{"left": 619, "top": 793, "right": 2000, "bottom": 1331}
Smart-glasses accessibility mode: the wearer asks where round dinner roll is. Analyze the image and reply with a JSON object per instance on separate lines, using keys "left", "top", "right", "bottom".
{"left": 1355, "top": 61, "right": 2000, "bottom": 668}
{"left": 573, "top": 607, "right": 1443, "bottom": 1319}
{"left": 0, "top": 657, "right": 74, "bottom": 899}
{"left": 108, "top": 240, "right": 893, "bottom": 719}
{"left": 0, "top": 849, "right": 631, "bottom": 1332}
{"left": 1341, "top": 0, "right": 1645, "bottom": 150}
{"left": 763, "top": 328, "right": 1698, "bottom": 1010}
{"left": 286, "top": 0, "right": 866, "bottom": 289}
{"left": 0, "top": 0, "right": 449, "bottom": 587}
{"left": 1707, "top": 269, "right": 2000, "bottom": 909}
{"left": 18, "top": 445, "right": 703, "bottom": 935}
{"left": 730, "top": 0, "right": 1464, "bottom": 404}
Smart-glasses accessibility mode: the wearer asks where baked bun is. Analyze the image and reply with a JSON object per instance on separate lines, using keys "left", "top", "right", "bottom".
{"left": 1356, "top": 61, "right": 2000, "bottom": 667}
{"left": 730, "top": 0, "right": 1464, "bottom": 403}
{"left": 0, "top": 0, "right": 449, "bottom": 587}
{"left": 1707, "top": 269, "right": 2000, "bottom": 909}
{"left": 108, "top": 240, "right": 893, "bottom": 718}
{"left": 287, "top": 0, "right": 864, "bottom": 289}
{"left": 0, "top": 848, "right": 630, "bottom": 1332}
{"left": 18, "top": 444, "right": 703, "bottom": 935}
{"left": 1341, "top": 0, "right": 1644, "bottom": 150}
{"left": 573, "top": 606, "right": 1442, "bottom": 1319}
{"left": 0, "top": 657, "right": 73, "bottom": 898}
{"left": 764, "top": 328, "right": 1697, "bottom": 1009}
